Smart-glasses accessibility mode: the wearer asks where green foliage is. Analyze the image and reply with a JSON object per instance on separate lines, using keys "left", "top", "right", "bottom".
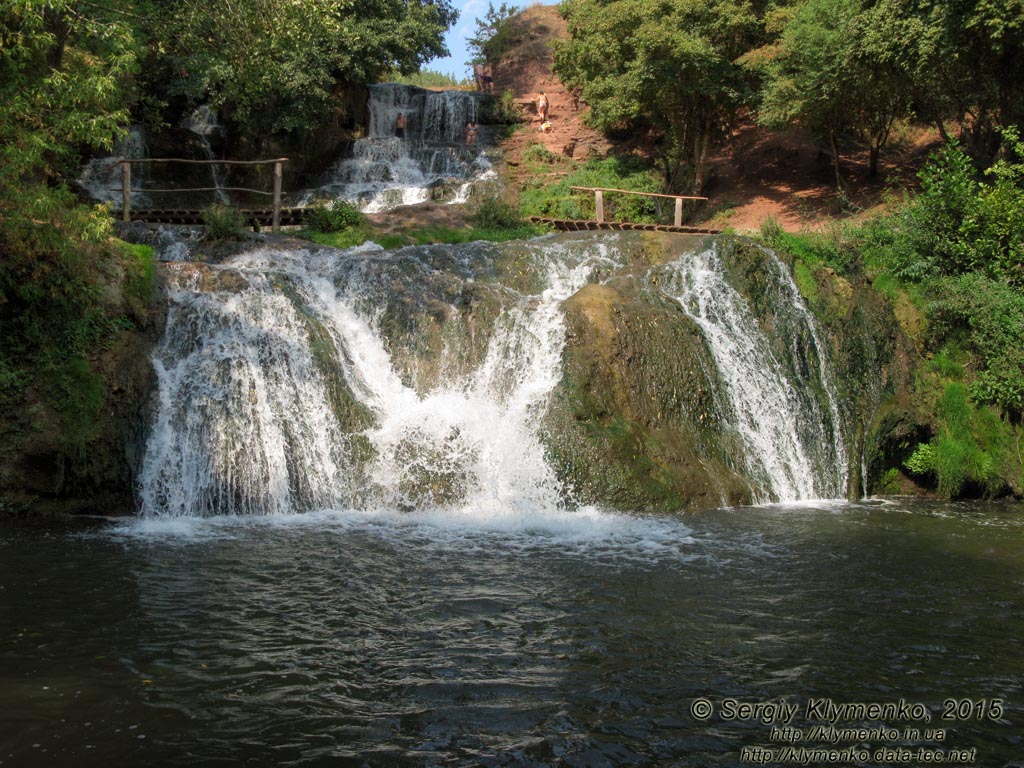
{"left": 555, "top": 0, "right": 757, "bottom": 193}
{"left": 903, "top": 383, "right": 1011, "bottom": 497}
{"left": 303, "top": 223, "right": 547, "bottom": 251}
{"left": 0, "top": 1, "right": 137, "bottom": 189}
{"left": 863, "top": 141, "right": 1024, "bottom": 285}
{"left": 201, "top": 204, "right": 246, "bottom": 239}
{"left": 163, "top": 0, "right": 457, "bottom": 135}
{"left": 876, "top": 467, "right": 903, "bottom": 494}
{"left": 499, "top": 88, "right": 519, "bottom": 119}
{"left": 519, "top": 154, "right": 661, "bottom": 222}
{"left": 48, "top": 356, "right": 106, "bottom": 451}
{"left": 904, "top": 442, "right": 936, "bottom": 476}
{"left": 468, "top": 2, "right": 523, "bottom": 63}
{"left": 467, "top": 196, "right": 524, "bottom": 229}
{"left": 753, "top": 0, "right": 910, "bottom": 185}
{"left": 927, "top": 274, "right": 1024, "bottom": 418}
{"left": 384, "top": 69, "right": 470, "bottom": 89}
{"left": 761, "top": 224, "right": 858, "bottom": 275}
{"left": 304, "top": 199, "right": 367, "bottom": 233}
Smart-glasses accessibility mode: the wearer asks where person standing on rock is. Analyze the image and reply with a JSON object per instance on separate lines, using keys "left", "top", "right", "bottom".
{"left": 474, "top": 63, "right": 485, "bottom": 91}
{"left": 537, "top": 91, "right": 549, "bottom": 122}
{"left": 466, "top": 121, "right": 479, "bottom": 146}
{"left": 395, "top": 112, "right": 407, "bottom": 139}
{"left": 483, "top": 63, "right": 494, "bottom": 94}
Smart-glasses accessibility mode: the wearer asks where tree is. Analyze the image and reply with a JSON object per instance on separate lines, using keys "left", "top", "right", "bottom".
{"left": 163, "top": 0, "right": 458, "bottom": 135}
{"left": 467, "top": 2, "right": 522, "bottom": 64}
{"left": 754, "top": 0, "right": 912, "bottom": 187}
{"left": 1, "top": 0, "right": 136, "bottom": 189}
{"left": 554, "top": 0, "right": 758, "bottom": 194}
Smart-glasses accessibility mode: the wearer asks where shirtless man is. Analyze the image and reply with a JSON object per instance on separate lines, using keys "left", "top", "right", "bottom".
{"left": 395, "top": 112, "right": 407, "bottom": 139}
{"left": 536, "top": 91, "right": 549, "bottom": 122}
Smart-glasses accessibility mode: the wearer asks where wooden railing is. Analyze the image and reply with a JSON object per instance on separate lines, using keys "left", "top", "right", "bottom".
{"left": 117, "top": 158, "right": 288, "bottom": 232}
{"left": 570, "top": 186, "right": 708, "bottom": 227}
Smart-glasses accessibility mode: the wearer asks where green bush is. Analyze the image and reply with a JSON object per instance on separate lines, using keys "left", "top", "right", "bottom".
{"left": 519, "top": 155, "right": 661, "bottom": 222}
{"left": 304, "top": 199, "right": 366, "bottom": 233}
{"left": 467, "top": 195, "right": 525, "bottom": 229}
{"left": 927, "top": 274, "right": 1024, "bottom": 418}
{"left": 202, "top": 204, "right": 246, "bottom": 239}
{"left": 904, "top": 382, "right": 1012, "bottom": 497}
{"left": 874, "top": 141, "right": 1024, "bottom": 285}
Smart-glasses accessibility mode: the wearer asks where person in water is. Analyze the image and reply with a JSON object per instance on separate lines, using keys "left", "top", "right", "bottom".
{"left": 465, "top": 121, "right": 479, "bottom": 146}
{"left": 395, "top": 112, "right": 407, "bottom": 139}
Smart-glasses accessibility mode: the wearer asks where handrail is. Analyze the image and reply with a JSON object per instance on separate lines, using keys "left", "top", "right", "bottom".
{"left": 117, "top": 158, "right": 287, "bottom": 232}
{"left": 116, "top": 158, "right": 289, "bottom": 165}
{"left": 115, "top": 187, "right": 274, "bottom": 195}
{"left": 569, "top": 185, "right": 708, "bottom": 226}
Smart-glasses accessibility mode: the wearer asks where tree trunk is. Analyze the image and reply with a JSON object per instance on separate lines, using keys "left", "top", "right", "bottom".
{"left": 829, "top": 129, "right": 843, "bottom": 191}
{"left": 868, "top": 143, "right": 879, "bottom": 179}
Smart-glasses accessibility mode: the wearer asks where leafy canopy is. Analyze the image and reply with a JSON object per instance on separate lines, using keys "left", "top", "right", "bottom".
{"left": 554, "top": 0, "right": 757, "bottom": 193}
{"left": 164, "top": 0, "right": 458, "bottom": 134}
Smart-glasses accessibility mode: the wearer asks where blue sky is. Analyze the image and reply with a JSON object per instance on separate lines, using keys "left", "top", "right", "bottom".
{"left": 428, "top": 0, "right": 528, "bottom": 80}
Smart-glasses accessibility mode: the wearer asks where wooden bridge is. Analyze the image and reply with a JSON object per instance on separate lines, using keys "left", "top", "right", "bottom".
{"left": 117, "top": 157, "right": 290, "bottom": 232}
{"left": 117, "top": 162, "right": 720, "bottom": 234}
{"left": 530, "top": 186, "right": 719, "bottom": 234}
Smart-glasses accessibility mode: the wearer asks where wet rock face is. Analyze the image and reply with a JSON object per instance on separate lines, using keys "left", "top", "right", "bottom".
{"left": 545, "top": 278, "right": 755, "bottom": 512}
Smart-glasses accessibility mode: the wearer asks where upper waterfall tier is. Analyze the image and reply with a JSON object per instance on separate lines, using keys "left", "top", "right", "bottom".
{"left": 304, "top": 84, "right": 496, "bottom": 212}
{"left": 138, "top": 233, "right": 851, "bottom": 518}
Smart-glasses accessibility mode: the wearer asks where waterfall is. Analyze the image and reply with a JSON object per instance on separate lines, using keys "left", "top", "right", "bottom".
{"left": 78, "top": 126, "right": 149, "bottom": 208}
{"left": 184, "top": 106, "right": 230, "bottom": 204}
{"left": 660, "top": 243, "right": 848, "bottom": 502}
{"left": 139, "top": 234, "right": 849, "bottom": 518}
{"left": 305, "top": 84, "right": 495, "bottom": 212}
{"left": 139, "top": 239, "right": 616, "bottom": 518}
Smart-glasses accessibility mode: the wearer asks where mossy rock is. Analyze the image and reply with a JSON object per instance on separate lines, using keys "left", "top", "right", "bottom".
{"left": 544, "top": 280, "right": 754, "bottom": 512}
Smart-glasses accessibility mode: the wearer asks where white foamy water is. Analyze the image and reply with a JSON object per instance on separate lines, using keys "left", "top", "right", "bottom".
{"left": 139, "top": 239, "right": 619, "bottom": 521}
{"left": 78, "top": 126, "right": 149, "bottom": 209}
{"left": 304, "top": 84, "right": 495, "bottom": 211}
{"left": 662, "top": 244, "right": 848, "bottom": 502}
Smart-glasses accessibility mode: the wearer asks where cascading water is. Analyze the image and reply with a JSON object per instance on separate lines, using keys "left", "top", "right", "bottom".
{"left": 184, "top": 105, "right": 230, "bottom": 204}
{"left": 139, "top": 233, "right": 849, "bottom": 518}
{"left": 139, "top": 239, "right": 617, "bottom": 518}
{"left": 659, "top": 242, "right": 848, "bottom": 502}
{"left": 78, "top": 126, "right": 149, "bottom": 208}
{"left": 305, "top": 84, "right": 496, "bottom": 212}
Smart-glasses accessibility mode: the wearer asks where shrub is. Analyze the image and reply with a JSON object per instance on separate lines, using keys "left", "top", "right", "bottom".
{"left": 467, "top": 195, "right": 524, "bottom": 229}
{"left": 202, "top": 204, "right": 246, "bottom": 239}
{"left": 904, "top": 382, "right": 1012, "bottom": 497}
{"left": 519, "top": 155, "right": 661, "bottom": 222}
{"left": 304, "top": 199, "right": 366, "bottom": 233}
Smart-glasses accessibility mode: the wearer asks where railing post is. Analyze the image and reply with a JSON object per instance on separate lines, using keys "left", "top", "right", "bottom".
{"left": 595, "top": 190, "right": 604, "bottom": 224}
{"left": 674, "top": 196, "right": 683, "bottom": 227}
{"left": 272, "top": 161, "right": 283, "bottom": 233}
{"left": 121, "top": 162, "right": 131, "bottom": 222}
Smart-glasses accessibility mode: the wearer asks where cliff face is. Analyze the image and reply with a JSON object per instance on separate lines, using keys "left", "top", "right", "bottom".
{"left": 0, "top": 245, "right": 165, "bottom": 517}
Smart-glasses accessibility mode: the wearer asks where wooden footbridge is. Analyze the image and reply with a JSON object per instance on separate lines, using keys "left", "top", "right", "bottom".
{"left": 117, "top": 157, "right": 292, "bottom": 232}
{"left": 117, "top": 162, "right": 720, "bottom": 234}
{"left": 531, "top": 186, "right": 719, "bottom": 234}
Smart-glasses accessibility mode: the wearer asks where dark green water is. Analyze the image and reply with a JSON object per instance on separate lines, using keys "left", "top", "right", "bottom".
{"left": 2, "top": 499, "right": 1022, "bottom": 767}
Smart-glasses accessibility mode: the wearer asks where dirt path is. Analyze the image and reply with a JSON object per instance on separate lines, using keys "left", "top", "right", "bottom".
{"left": 487, "top": 4, "right": 940, "bottom": 233}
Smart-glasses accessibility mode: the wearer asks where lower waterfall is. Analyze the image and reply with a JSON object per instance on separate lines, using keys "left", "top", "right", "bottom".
{"left": 659, "top": 247, "right": 848, "bottom": 502}
{"left": 139, "top": 234, "right": 849, "bottom": 517}
{"left": 139, "top": 238, "right": 617, "bottom": 517}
